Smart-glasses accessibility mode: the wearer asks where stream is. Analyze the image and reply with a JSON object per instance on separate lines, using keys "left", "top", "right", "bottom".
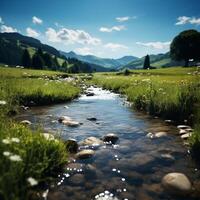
{"left": 17, "top": 86, "right": 199, "bottom": 200}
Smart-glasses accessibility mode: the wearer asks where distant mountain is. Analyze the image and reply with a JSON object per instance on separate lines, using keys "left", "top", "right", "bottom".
{"left": 123, "top": 52, "right": 184, "bottom": 69}
{"left": 115, "top": 56, "right": 138, "bottom": 65}
{"left": 0, "top": 32, "right": 109, "bottom": 72}
{"left": 60, "top": 51, "right": 138, "bottom": 69}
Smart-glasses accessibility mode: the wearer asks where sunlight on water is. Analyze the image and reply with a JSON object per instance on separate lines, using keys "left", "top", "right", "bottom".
{"left": 79, "top": 86, "right": 118, "bottom": 100}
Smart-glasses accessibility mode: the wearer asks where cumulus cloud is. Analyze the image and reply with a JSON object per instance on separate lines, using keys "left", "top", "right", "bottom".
{"left": 26, "top": 27, "right": 40, "bottom": 37}
{"left": 0, "top": 25, "right": 17, "bottom": 33}
{"left": 75, "top": 47, "right": 93, "bottom": 55}
{"left": 116, "top": 16, "right": 136, "bottom": 22}
{"left": 99, "top": 25, "right": 126, "bottom": 33}
{"left": 46, "top": 27, "right": 101, "bottom": 45}
{"left": 136, "top": 41, "right": 171, "bottom": 49}
{"left": 104, "top": 43, "right": 128, "bottom": 51}
{"left": 32, "top": 16, "right": 43, "bottom": 25}
{"left": 175, "top": 16, "right": 200, "bottom": 25}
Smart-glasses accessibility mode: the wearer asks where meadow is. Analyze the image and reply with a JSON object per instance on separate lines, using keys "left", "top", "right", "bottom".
{"left": 0, "top": 66, "right": 80, "bottom": 200}
{"left": 92, "top": 67, "right": 200, "bottom": 156}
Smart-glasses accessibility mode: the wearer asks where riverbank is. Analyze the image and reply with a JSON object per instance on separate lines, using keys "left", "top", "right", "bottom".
{"left": 91, "top": 67, "right": 200, "bottom": 158}
{"left": 0, "top": 66, "right": 81, "bottom": 200}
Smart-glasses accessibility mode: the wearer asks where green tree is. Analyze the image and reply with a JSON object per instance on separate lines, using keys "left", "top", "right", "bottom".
{"left": 32, "top": 53, "right": 44, "bottom": 69}
{"left": 42, "top": 53, "right": 53, "bottom": 68}
{"left": 62, "top": 61, "right": 68, "bottom": 69}
{"left": 21, "top": 49, "right": 31, "bottom": 68}
{"left": 37, "top": 48, "right": 43, "bottom": 57}
{"left": 143, "top": 54, "right": 150, "bottom": 69}
{"left": 170, "top": 29, "right": 200, "bottom": 67}
{"left": 52, "top": 56, "right": 60, "bottom": 70}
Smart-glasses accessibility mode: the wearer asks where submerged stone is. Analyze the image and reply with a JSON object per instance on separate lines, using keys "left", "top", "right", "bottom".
{"left": 162, "top": 172, "right": 192, "bottom": 195}
{"left": 177, "top": 125, "right": 191, "bottom": 129}
{"left": 102, "top": 133, "right": 119, "bottom": 144}
{"left": 65, "top": 139, "right": 78, "bottom": 153}
{"left": 58, "top": 116, "right": 72, "bottom": 123}
{"left": 76, "top": 149, "right": 95, "bottom": 159}
{"left": 20, "top": 120, "right": 32, "bottom": 125}
{"left": 87, "top": 117, "right": 97, "bottom": 121}
{"left": 79, "top": 137, "right": 104, "bottom": 146}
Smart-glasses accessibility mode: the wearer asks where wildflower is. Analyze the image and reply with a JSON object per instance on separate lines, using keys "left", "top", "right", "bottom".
{"left": 9, "top": 154, "right": 22, "bottom": 162}
{"left": 0, "top": 100, "right": 7, "bottom": 105}
{"left": 43, "top": 133, "right": 55, "bottom": 141}
{"left": 27, "top": 177, "right": 38, "bottom": 186}
{"left": 11, "top": 137, "right": 20, "bottom": 143}
{"left": 2, "top": 138, "right": 11, "bottom": 144}
{"left": 3, "top": 151, "right": 11, "bottom": 157}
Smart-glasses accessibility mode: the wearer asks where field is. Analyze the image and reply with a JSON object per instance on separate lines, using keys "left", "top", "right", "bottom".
{"left": 92, "top": 67, "right": 200, "bottom": 156}
{"left": 0, "top": 66, "right": 80, "bottom": 200}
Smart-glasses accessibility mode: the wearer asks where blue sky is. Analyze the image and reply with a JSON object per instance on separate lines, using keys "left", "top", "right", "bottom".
{"left": 1, "top": 0, "right": 200, "bottom": 58}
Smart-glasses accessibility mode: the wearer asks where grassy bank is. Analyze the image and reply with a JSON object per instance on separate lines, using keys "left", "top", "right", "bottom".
{"left": 0, "top": 66, "right": 81, "bottom": 200}
{"left": 92, "top": 67, "right": 200, "bottom": 155}
{"left": 0, "top": 66, "right": 80, "bottom": 114}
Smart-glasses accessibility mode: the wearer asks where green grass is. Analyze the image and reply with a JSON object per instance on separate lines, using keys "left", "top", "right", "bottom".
{"left": 0, "top": 66, "right": 80, "bottom": 113}
{"left": 0, "top": 116, "right": 67, "bottom": 200}
{"left": 0, "top": 66, "right": 67, "bottom": 78}
{"left": 0, "top": 66, "right": 81, "bottom": 199}
{"left": 92, "top": 66, "right": 200, "bottom": 156}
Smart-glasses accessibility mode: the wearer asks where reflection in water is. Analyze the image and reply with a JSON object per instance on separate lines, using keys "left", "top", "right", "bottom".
{"left": 17, "top": 87, "right": 200, "bottom": 200}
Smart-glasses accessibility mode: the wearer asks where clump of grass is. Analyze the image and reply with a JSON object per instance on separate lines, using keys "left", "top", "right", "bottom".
{"left": 0, "top": 116, "right": 67, "bottom": 200}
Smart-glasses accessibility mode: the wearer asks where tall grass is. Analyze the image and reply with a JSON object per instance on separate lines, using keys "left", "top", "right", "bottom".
{"left": 0, "top": 66, "right": 81, "bottom": 199}
{"left": 0, "top": 116, "right": 67, "bottom": 200}
{"left": 93, "top": 67, "right": 200, "bottom": 123}
{"left": 0, "top": 66, "right": 80, "bottom": 114}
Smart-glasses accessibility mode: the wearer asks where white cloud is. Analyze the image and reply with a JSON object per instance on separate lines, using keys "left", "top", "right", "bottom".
{"left": 136, "top": 42, "right": 171, "bottom": 49}
{"left": 104, "top": 43, "right": 128, "bottom": 51}
{"left": 46, "top": 27, "right": 101, "bottom": 45}
{"left": 32, "top": 16, "right": 43, "bottom": 25}
{"left": 175, "top": 16, "right": 200, "bottom": 25}
{"left": 136, "top": 41, "right": 171, "bottom": 49}
{"left": 116, "top": 16, "right": 137, "bottom": 22}
{"left": 99, "top": 25, "right": 126, "bottom": 33}
{"left": 0, "top": 25, "right": 17, "bottom": 33}
{"left": 26, "top": 27, "right": 40, "bottom": 37}
{"left": 75, "top": 47, "right": 93, "bottom": 55}
{"left": 0, "top": 17, "right": 4, "bottom": 24}
{"left": 116, "top": 16, "right": 130, "bottom": 22}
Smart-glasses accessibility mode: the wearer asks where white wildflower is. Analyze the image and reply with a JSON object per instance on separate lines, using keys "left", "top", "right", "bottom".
{"left": 0, "top": 100, "right": 7, "bottom": 105}
{"left": 11, "top": 137, "right": 20, "bottom": 143}
{"left": 27, "top": 177, "right": 38, "bottom": 186}
{"left": 9, "top": 154, "right": 22, "bottom": 162}
{"left": 43, "top": 133, "right": 55, "bottom": 141}
{"left": 3, "top": 151, "right": 11, "bottom": 157}
{"left": 2, "top": 138, "right": 11, "bottom": 144}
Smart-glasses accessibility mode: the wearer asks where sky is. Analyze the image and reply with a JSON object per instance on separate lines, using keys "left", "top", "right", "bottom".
{"left": 1, "top": 0, "right": 200, "bottom": 58}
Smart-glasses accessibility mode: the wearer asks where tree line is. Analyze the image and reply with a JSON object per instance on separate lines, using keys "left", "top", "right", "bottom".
{"left": 21, "top": 48, "right": 92, "bottom": 73}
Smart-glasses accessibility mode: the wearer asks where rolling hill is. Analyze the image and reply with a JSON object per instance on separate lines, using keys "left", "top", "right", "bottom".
{"left": 60, "top": 51, "right": 138, "bottom": 69}
{"left": 123, "top": 52, "right": 184, "bottom": 69}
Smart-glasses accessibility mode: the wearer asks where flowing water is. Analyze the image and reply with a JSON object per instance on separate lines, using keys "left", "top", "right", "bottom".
{"left": 17, "top": 87, "right": 199, "bottom": 200}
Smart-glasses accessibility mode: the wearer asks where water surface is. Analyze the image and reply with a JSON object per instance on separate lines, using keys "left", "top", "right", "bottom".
{"left": 18, "top": 87, "right": 200, "bottom": 200}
